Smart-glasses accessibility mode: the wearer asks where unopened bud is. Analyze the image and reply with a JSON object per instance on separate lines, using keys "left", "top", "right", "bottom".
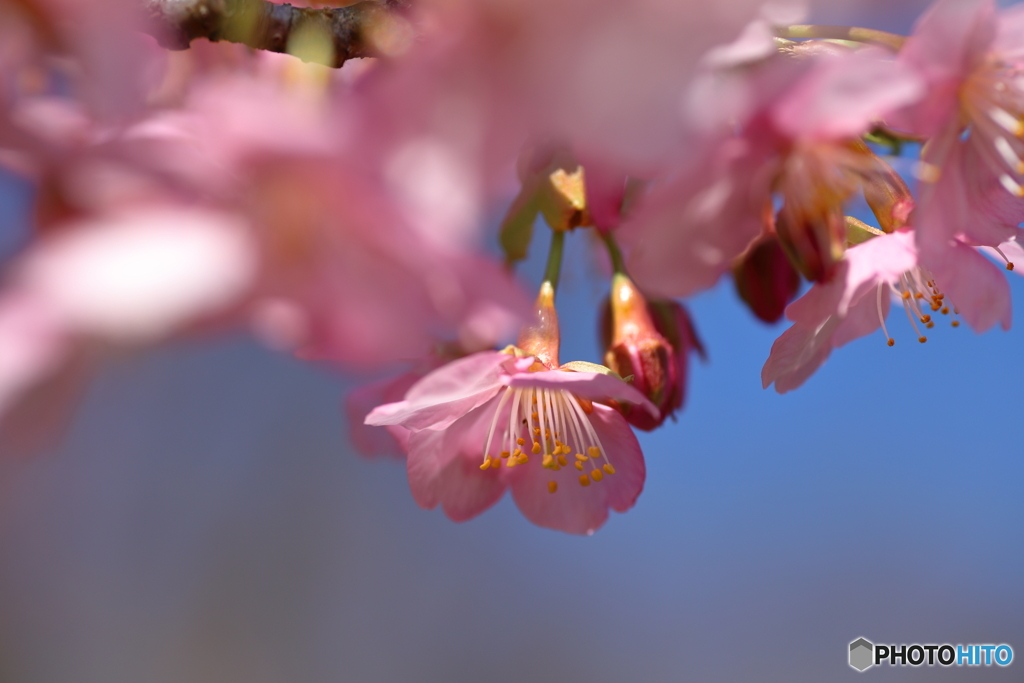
{"left": 861, "top": 156, "right": 915, "bottom": 233}
{"left": 517, "top": 281, "right": 560, "bottom": 368}
{"left": 775, "top": 203, "right": 845, "bottom": 283}
{"left": 732, "top": 235, "right": 802, "bottom": 323}
{"left": 601, "top": 274, "right": 692, "bottom": 431}
{"left": 500, "top": 144, "right": 591, "bottom": 265}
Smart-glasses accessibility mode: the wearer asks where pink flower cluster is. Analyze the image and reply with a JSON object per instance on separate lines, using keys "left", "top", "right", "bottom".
{"left": 2, "top": 0, "right": 1023, "bottom": 531}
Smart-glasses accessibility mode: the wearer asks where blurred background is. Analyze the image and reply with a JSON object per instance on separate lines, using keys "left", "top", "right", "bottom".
{"left": 1, "top": 1, "right": 1022, "bottom": 682}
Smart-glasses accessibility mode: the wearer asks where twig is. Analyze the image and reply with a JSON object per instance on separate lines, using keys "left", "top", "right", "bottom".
{"left": 144, "top": 0, "right": 408, "bottom": 67}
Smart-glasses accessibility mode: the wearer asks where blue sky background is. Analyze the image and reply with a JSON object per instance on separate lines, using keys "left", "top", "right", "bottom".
{"left": 0, "top": 1, "right": 1022, "bottom": 681}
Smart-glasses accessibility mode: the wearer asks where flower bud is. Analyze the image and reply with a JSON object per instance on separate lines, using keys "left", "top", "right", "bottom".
{"left": 775, "top": 203, "right": 845, "bottom": 283}
{"left": 517, "top": 281, "right": 560, "bottom": 368}
{"left": 861, "top": 157, "right": 914, "bottom": 233}
{"left": 600, "top": 274, "right": 688, "bottom": 431}
{"left": 732, "top": 234, "right": 802, "bottom": 323}
{"left": 500, "top": 144, "right": 590, "bottom": 265}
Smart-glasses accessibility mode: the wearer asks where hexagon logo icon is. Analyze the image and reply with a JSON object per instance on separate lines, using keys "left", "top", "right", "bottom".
{"left": 849, "top": 638, "right": 874, "bottom": 671}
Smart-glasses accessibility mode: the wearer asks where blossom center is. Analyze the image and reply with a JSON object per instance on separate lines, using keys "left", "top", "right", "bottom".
{"left": 962, "top": 61, "right": 1024, "bottom": 196}
{"left": 479, "top": 385, "right": 615, "bottom": 493}
{"left": 876, "top": 266, "right": 960, "bottom": 346}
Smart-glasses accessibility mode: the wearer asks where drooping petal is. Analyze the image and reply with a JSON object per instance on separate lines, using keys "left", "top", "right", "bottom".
{"left": 345, "top": 371, "right": 422, "bottom": 458}
{"left": 404, "top": 395, "right": 507, "bottom": 523}
{"left": 761, "top": 316, "right": 841, "bottom": 394}
{"left": 924, "top": 241, "right": 1012, "bottom": 331}
{"left": 832, "top": 288, "right": 887, "bottom": 348}
{"left": 508, "top": 404, "right": 644, "bottom": 535}
{"left": 365, "top": 351, "right": 513, "bottom": 431}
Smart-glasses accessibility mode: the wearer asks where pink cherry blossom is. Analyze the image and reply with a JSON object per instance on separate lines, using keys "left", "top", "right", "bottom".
{"left": 622, "top": 45, "right": 923, "bottom": 297}
{"left": 762, "top": 229, "right": 1015, "bottom": 393}
{"left": 366, "top": 350, "right": 656, "bottom": 534}
{"left": 894, "top": 0, "right": 1024, "bottom": 253}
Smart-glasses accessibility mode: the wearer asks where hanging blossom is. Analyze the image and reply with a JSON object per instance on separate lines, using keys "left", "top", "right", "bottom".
{"left": 366, "top": 282, "right": 657, "bottom": 535}
{"left": 762, "top": 229, "right": 1020, "bottom": 394}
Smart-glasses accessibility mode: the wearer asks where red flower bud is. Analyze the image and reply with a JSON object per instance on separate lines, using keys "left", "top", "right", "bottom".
{"left": 732, "top": 235, "right": 802, "bottom": 323}
{"left": 600, "top": 274, "right": 701, "bottom": 431}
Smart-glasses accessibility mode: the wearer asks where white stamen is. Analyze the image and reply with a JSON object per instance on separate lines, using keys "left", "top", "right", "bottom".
{"left": 999, "top": 173, "right": 1024, "bottom": 197}
{"left": 988, "top": 106, "right": 1024, "bottom": 136}
{"left": 994, "top": 137, "right": 1024, "bottom": 174}
{"left": 482, "top": 387, "right": 512, "bottom": 461}
{"left": 876, "top": 283, "right": 892, "bottom": 343}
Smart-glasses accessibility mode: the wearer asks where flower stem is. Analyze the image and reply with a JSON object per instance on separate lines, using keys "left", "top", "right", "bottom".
{"left": 601, "top": 231, "right": 628, "bottom": 275}
{"left": 543, "top": 230, "right": 565, "bottom": 293}
{"left": 775, "top": 25, "right": 906, "bottom": 51}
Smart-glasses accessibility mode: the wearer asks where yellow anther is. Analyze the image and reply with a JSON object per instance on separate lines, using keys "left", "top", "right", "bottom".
{"left": 516, "top": 437, "right": 525, "bottom": 446}
{"left": 575, "top": 453, "right": 588, "bottom": 461}
{"left": 512, "top": 448, "right": 522, "bottom": 457}
{"left": 533, "top": 428, "right": 541, "bottom": 436}
{"left": 548, "top": 481, "right": 558, "bottom": 494}
{"left": 914, "top": 292, "right": 924, "bottom": 299}
{"left": 1008, "top": 262, "right": 1016, "bottom": 271}
{"left": 532, "top": 441, "right": 542, "bottom": 454}
{"left": 902, "top": 291, "right": 911, "bottom": 299}
{"left": 518, "top": 453, "right": 529, "bottom": 464}
{"left": 941, "top": 307, "right": 949, "bottom": 314}
{"left": 574, "top": 460, "right": 584, "bottom": 471}
{"left": 578, "top": 475, "right": 591, "bottom": 487}
{"left": 952, "top": 320, "right": 961, "bottom": 327}
{"left": 531, "top": 412, "right": 538, "bottom": 420}
{"left": 920, "top": 315, "right": 931, "bottom": 323}
{"left": 500, "top": 450, "right": 510, "bottom": 459}
{"left": 557, "top": 454, "right": 568, "bottom": 467}
{"left": 490, "top": 458, "right": 501, "bottom": 469}
{"left": 603, "top": 463, "right": 616, "bottom": 475}
{"left": 590, "top": 469, "right": 604, "bottom": 482}
{"left": 926, "top": 321, "right": 934, "bottom": 329}
{"left": 588, "top": 446, "right": 601, "bottom": 459}
{"left": 506, "top": 457, "right": 517, "bottom": 468}
{"left": 918, "top": 336, "right": 927, "bottom": 343}
{"left": 886, "top": 338, "right": 895, "bottom": 347}
{"left": 480, "top": 458, "right": 492, "bottom": 471}
{"left": 542, "top": 454, "right": 554, "bottom": 468}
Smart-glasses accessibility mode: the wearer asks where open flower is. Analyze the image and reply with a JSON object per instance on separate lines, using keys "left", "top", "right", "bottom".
{"left": 895, "top": 0, "right": 1024, "bottom": 252}
{"left": 365, "top": 282, "right": 656, "bottom": 534}
{"left": 761, "top": 229, "right": 1015, "bottom": 393}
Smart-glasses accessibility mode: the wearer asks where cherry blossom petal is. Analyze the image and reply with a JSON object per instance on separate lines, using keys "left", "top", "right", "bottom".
{"left": 365, "top": 351, "right": 514, "bottom": 431}
{"left": 772, "top": 49, "right": 924, "bottom": 141}
{"left": 345, "top": 371, "right": 422, "bottom": 458}
{"left": 896, "top": 0, "right": 996, "bottom": 136}
{"left": 925, "top": 241, "right": 1012, "bottom": 332}
{"left": 761, "top": 316, "right": 840, "bottom": 394}
{"left": 17, "top": 209, "right": 256, "bottom": 341}
{"left": 508, "top": 404, "right": 644, "bottom": 535}
{"left": 404, "top": 396, "right": 507, "bottom": 522}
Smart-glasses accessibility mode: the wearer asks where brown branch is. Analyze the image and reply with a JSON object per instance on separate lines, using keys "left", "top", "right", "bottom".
{"left": 144, "top": 0, "right": 409, "bottom": 68}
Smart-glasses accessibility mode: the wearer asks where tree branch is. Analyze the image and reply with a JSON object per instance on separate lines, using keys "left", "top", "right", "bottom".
{"left": 144, "top": 0, "right": 409, "bottom": 68}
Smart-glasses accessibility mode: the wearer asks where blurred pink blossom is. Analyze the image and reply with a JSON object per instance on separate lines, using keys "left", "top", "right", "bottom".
{"left": 623, "top": 46, "right": 922, "bottom": 296}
